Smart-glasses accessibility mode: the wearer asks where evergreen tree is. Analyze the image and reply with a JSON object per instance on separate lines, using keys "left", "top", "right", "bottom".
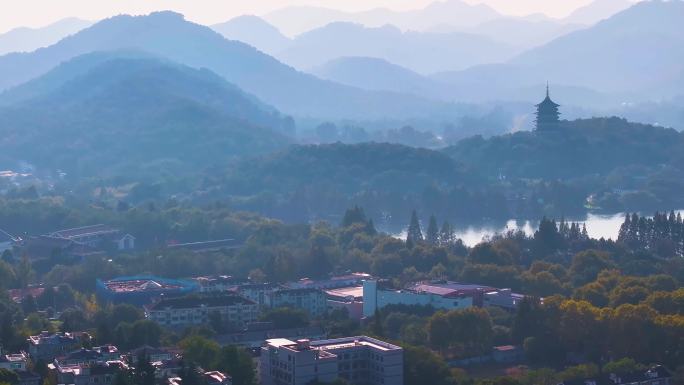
{"left": 426, "top": 215, "right": 439, "bottom": 245}
{"left": 406, "top": 210, "right": 423, "bottom": 244}
{"left": 341, "top": 206, "right": 367, "bottom": 227}
{"left": 439, "top": 221, "right": 454, "bottom": 246}
{"left": 133, "top": 354, "right": 156, "bottom": 385}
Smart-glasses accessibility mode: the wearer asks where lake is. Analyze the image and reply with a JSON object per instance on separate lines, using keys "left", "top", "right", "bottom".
{"left": 390, "top": 211, "right": 684, "bottom": 247}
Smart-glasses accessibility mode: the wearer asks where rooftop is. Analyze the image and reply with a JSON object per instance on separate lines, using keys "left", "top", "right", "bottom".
{"left": 100, "top": 276, "right": 196, "bottom": 293}
{"left": 50, "top": 224, "right": 120, "bottom": 239}
{"left": 407, "top": 281, "right": 496, "bottom": 297}
{"left": 325, "top": 286, "right": 363, "bottom": 299}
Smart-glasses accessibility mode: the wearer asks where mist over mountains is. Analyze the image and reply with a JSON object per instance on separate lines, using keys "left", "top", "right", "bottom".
{"left": 0, "top": 52, "right": 292, "bottom": 176}
{"left": 0, "top": 0, "right": 680, "bottom": 132}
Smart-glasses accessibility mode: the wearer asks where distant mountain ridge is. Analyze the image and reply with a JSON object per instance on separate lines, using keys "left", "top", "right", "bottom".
{"left": 263, "top": 0, "right": 502, "bottom": 37}
{"left": 0, "top": 11, "right": 459, "bottom": 120}
{"left": 0, "top": 53, "right": 293, "bottom": 176}
{"left": 276, "top": 22, "right": 518, "bottom": 74}
{"left": 432, "top": 0, "right": 684, "bottom": 102}
{"left": 0, "top": 18, "right": 92, "bottom": 55}
{"left": 212, "top": 15, "right": 291, "bottom": 56}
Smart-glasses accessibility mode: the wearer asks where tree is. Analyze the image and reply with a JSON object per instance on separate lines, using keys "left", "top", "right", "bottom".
{"left": 0, "top": 369, "right": 19, "bottom": 385}
{"left": 403, "top": 345, "right": 456, "bottom": 385}
{"left": 439, "top": 221, "right": 455, "bottom": 246}
{"left": 259, "top": 308, "right": 308, "bottom": 329}
{"left": 407, "top": 210, "right": 423, "bottom": 244}
{"left": 426, "top": 215, "right": 439, "bottom": 245}
{"left": 213, "top": 345, "right": 256, "bottom": 385}
{"left": 179, "top": 335, "right": 221, "bottom": 370}
{"left": 131, "top": 354, "right": 156, "bottom": 385}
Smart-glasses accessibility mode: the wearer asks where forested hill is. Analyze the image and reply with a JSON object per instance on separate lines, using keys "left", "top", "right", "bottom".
{"left": 444, "top": 117, "right": 684, "bottom": 180}
{"left": 203, "top": 142, "right": 486, "bottom": 222}
{"left": 0, "top": 53, "right": 293, "bottom": 177}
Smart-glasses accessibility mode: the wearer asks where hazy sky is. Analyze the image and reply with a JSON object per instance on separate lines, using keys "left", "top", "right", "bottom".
{"left": 0, "top": 0, "right": 612, "bottom": 33}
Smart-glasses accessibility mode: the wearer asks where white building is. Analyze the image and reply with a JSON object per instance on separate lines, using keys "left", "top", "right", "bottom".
{"left": 362, "top": 280, "right": 474, "bottom": 318}
{"left": 260, "top": 336, "right": 403, "bottom": 385}
{"left": 146, "top": 295, "right": 258, "bottom": 328}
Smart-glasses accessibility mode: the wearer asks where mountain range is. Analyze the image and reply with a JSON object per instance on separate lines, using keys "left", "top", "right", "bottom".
{"left": 262, "top": 0, "right": 503, "bottom": 37}
{"left": 0, "top": 11, "right": 459, "bottom": 121}
{"left": 0, "top": 52, "right": 293, "bottom": 176}
{"left": 0, "top": 18, "right": 92, "bottom": 55}
{"left": 274, "top": 22, "right": 518, "bottom": 74}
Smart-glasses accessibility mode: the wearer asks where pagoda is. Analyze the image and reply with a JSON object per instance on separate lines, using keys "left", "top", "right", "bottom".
{"left": 535, "top": 83, "right": 560, "bottom": 131}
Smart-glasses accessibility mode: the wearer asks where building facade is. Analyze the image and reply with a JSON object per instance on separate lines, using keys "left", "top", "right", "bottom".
{"left": 146, "top": 295, "right": 258, "bottom": 328}
{"left": 260, "top": 336, "right": 403, "bottom": 385}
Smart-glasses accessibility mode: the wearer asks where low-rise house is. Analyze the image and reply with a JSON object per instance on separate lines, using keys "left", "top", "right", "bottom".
{"left": 167, "top": 370, "right": 232, "bottom": 385}
{"left": 129, "top": 345, "right": 175, "bottom": 363}
{"left": 27, "top": 332, "right": 90, "bottom": 362}
{"left": 57, "top": 346, "right": 120, "bottom": 366}
{"left": 146, "top": 295, "right": 258, "bottom": 328}
{"left": 48, "top": 360, "right": 127, "bottom": 385}
{"left": 0, "top": 347, "right": 28, "bottom": 371}
{"left": 260, "top": 336, "right": 403, "bottom": 385}
{"left": 49, "top": 224, "right": 135, "bottom": 251}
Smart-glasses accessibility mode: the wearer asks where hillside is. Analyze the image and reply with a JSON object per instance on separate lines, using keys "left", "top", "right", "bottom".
{"left": 0, "top": 12, "right": 456, "bottom": 121}
{"left": 444, "top": 117, "right": 684, "bottom": 180}
{"left": 211, "top": 15, "right": 291, "bottom": 55}
{"left": 263, "top": 0, "right": 502, "bottom": 36}
{"left": 0, "top": 18, "right": 92, "bottom": 55}
{"left": 277, "top": 22, "right": 518, "bottom": 74}
{"left": 0, "top": 53, "right": 293, "bottom": 177}
{"left": 204, "top": 142, "right": 481, "bottom": 221}
{"left": 310, "top": 57, "right": 444, "bottom": 97}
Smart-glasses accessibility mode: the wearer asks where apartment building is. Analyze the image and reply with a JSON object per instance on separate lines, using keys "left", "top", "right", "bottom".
{"left": 260, "top": 336, "right": 403, "bottom": 385}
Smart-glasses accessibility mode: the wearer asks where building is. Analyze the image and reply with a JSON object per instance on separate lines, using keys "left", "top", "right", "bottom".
{"left": 0, "top": 347, "right": 28, "bottom": 371}
{"left": 193, "top": 276, "right": 246, "bottom": 293}
{"left": 167, "top": 239, "right": 241, "bottom": 253}
{"left": 57, "top": 346, "right": 120, "bottom": 366}
{"left": 558, "top": 365, "right": 671, "bottom": 385}
{"left": 168, "top": 370, "right": 232, "bottom": 385}
{"left": 535, "top": 84, "right": 561, "bottom": 131}
{"left": 362, "top": 280, "right": 474, "bottom": 318}
{"left": 260, "top": 336, "right": 403, "bottom": 385}
{"left": 237, "top": 284, "right": 327, "bottom": 317}
{"left": 49, "top": 224, "right": 135, "bottom": 251}
{"left": 27, "top": 332, "right": 90, "bottom": 362}
{"left": 268, "top": 288, "right": 328, "bottom": 317}
{"left": 326, "top": 286, "right": 364, "bottom": 320}
{"left": 96, "top": 276, "right": 200, "bottom": 306}
{"left": 363, "top": 280, "right": 525, "bottom": 317}
{"left": 213, "top": 323, "right": 327, "bottom": 349}
{"left": 146, "top": 295, "right": 258, "bottom": 328}
{"left": 237, "top": 283, "right": 283, "bottom": 307}
{"left": 48, "top": 360, "right": 126, "bottom": 385}
{"left": 128, "top": 345, "right": 175, "bottom": 363}
{"left": 285, "top": 273, "right": 372, "bottom": 290}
